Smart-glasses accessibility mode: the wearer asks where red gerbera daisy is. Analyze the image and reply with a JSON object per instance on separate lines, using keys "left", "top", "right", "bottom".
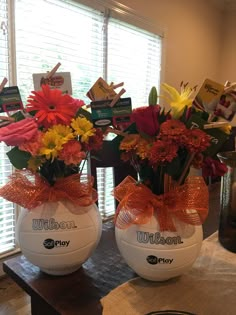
{"left": 26, "top": 85, "right": 84, "bottom": 129}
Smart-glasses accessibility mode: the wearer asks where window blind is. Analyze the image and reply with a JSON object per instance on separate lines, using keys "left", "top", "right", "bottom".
{"left": 0, "top": 0, "right": 8, "bottom": 75}
{"left": 0, "top": 0, "right": 162, "bottom": 256}
{"left": 96, "top": 167, "right": 115, "bottom": 219}
{"left": 0, "top": 0, "right": 17, "bottom": 255}
{"left": 107, "top": 17, "right": 162, "bottom": 107}
{"left": 14, "top": 0, "right": 104, "bottom": 103}
{"left": 0, "top": 147, "right": 16, "bottom": 254}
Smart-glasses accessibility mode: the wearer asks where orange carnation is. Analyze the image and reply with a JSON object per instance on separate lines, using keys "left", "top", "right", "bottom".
{"left": 58, "top": 140, "right": 86, "bottom": 165}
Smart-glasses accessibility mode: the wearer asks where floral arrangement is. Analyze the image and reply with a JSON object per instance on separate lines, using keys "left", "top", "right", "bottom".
{"left": 0, "top": 84, "right": 103, "bottom": 209}
{"left": 112, "top": 83, "right": 230, "bottom": 231}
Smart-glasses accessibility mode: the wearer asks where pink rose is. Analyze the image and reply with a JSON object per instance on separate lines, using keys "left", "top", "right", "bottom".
{"left": 0, "top": 118, "right": 38, "bottom": 146}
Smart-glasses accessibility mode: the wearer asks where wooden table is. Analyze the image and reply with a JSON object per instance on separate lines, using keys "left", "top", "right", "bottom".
{"left": 3, "top": 183, "right": 220, "bottom": 315}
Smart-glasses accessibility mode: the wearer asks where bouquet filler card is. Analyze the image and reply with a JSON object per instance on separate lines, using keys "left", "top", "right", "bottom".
{"left": 0, "top": 86, "right": 24, "bottom": 113}
{"left": 33, "top": 72, "right": 72, "bottom": 95}
{"left": 90, "top": 97, "right": 132, "bottom": 127}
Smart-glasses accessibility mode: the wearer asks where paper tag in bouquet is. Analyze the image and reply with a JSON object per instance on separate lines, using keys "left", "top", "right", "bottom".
{"left": 216, "top": 91, "right": 236, "bottom": 125}
{"left": 192, "top": 78, "right": 225, "bottom": 113}
{"left": 33, "top": 72, "right": 72, "bottom": 94}
{"left": 90, "top": 97, "right": 132, "bottom": 127}
{"left": 0, "top": 86, "right": 24, "bottom": 114}
{"left": 87, "top": 77, "right": 117, "bottom": 101}
{"left": 187, "top": 114, "right": 229, "bottom": 156}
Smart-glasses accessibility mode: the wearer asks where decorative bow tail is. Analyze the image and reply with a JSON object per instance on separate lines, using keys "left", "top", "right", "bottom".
{"left": 0, "top": 170, "right": 98, "bottom": 210}
{"left": 113, "top": 176, "right": 209, "bottom": 232}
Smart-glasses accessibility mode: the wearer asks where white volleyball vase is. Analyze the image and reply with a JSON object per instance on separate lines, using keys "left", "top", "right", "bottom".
{"left": 115, "top": 213, "right": 203, "bottom": 281}
{"left": 16, "top": 200, "right": 102, "bottom": 276}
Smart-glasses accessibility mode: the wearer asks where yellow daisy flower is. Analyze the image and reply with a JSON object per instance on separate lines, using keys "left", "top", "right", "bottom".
{"left": 162, "top": 83, "right": 194, "bottom": 119}
{"left": 71, "top": 116, "right": 95, "bottom": 143}
{"left": 50, "top": 124, "right": 74, "bottom": 140}
{"left": 40, "top": 130, "right": 64, "bottom": 160}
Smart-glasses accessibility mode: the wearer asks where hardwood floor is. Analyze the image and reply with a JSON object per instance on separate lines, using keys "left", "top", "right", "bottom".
{"left": 0, "top": 276, "right": 31, "bottom": 315}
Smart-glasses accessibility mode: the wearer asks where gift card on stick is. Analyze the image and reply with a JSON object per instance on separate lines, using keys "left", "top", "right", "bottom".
{"left": 87, "top": 77, "right": 117, "bottom": 101}
{"left": 0, "top": 86, "right": 24, "bottom": 113}
{"left": 33, "top": 72, "right": 72, "bottom": 95}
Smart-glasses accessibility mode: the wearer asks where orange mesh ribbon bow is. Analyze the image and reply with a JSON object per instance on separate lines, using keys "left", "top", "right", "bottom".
{"left": 0, "top": 170, "right": 98, "bottom": 210}
{"left": 113, "top": 176, "right": 209, "bottom": 231}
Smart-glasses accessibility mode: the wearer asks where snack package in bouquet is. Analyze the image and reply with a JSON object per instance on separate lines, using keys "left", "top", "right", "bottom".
{"left": 193, "top": 78, "right": 236, "bottom": 124}
{"left": 90, "top": 97, "right": 132, "bottom": 128}
{"left": 0, "top": 86, "right": 24, "bottom": 127}
{"left": 192, "top": 78, "right": 225, "bottom": 113}
{"left": 33, "top": 72, "right": 72, "bottom": 95}
{"left": 86, "top": 77, "right": 117, "bottom": 101}
{"left": 189, "top": 78, "right": 235, "bottom": 156}
{"left": 0, "top": 86, "right": 24, "bottom": 114}
{"left": 216, "top": 91, "right": 236, "bottom": 125}
{"left": 88, "top": 77, "right": 132, "bottom": 129}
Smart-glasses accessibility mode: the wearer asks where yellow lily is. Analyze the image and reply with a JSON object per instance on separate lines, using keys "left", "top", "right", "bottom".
{"left": 162, "top": 83, "right": 194, "bottom": 119}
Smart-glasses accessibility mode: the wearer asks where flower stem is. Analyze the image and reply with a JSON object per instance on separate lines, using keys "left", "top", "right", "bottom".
{"left": 79, "top": 152, "right": 89, "bottom": 175}
{"left": 177, "top": 152, "right": 195, "bottom": 185}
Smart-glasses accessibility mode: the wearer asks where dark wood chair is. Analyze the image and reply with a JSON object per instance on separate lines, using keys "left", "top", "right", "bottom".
{"left": 89, "top": 139, "right": 137, "bottom": 207}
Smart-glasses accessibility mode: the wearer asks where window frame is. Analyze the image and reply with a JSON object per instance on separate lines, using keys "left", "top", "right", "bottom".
{"left": 0, "top": 0, "right": 164, "bottom": 263}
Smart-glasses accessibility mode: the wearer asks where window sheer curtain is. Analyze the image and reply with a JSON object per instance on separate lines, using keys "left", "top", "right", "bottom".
{"left": 0, "top": 0, "right": 162, "bottom": 256}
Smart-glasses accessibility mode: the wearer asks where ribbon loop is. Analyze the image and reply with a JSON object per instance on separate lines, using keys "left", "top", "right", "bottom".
{"left": 0, "top": 170, "right": 97, "bottom": 210}
{"left": 113, "top": 176, "right": 209, "bottom": 231}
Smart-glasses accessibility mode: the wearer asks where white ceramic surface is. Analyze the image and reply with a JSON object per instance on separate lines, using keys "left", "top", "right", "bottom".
{"left": 115, "top": 213, "right": 203, "bottom": 281}
{"left": 16, "top": 200, "right": 102, "bottom": 275}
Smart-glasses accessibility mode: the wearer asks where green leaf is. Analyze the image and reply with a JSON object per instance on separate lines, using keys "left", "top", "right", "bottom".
{"left": 165, "top": 156, "right": 181, "bottom": 178}
{"left": 158, "top": 108, "right": 169, "bottom": 124}
{"left": 165, "top": 148, "right": 190, "bottom": 181}
{"left": 201, "top": 110, "right": 209, "bottom": 121}
{"left": 11, "top": 111, "right": 26, "bottom": 122}
{"left": 7, "top": 147, "right": 31, "bottom": 169}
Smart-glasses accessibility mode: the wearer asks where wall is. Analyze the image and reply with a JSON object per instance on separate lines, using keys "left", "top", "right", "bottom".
{"left": 116, "top": 0, "right": 224, "bottom": 91}
{"left": 219, "top": 7, "right": 236, "bottom": 83}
